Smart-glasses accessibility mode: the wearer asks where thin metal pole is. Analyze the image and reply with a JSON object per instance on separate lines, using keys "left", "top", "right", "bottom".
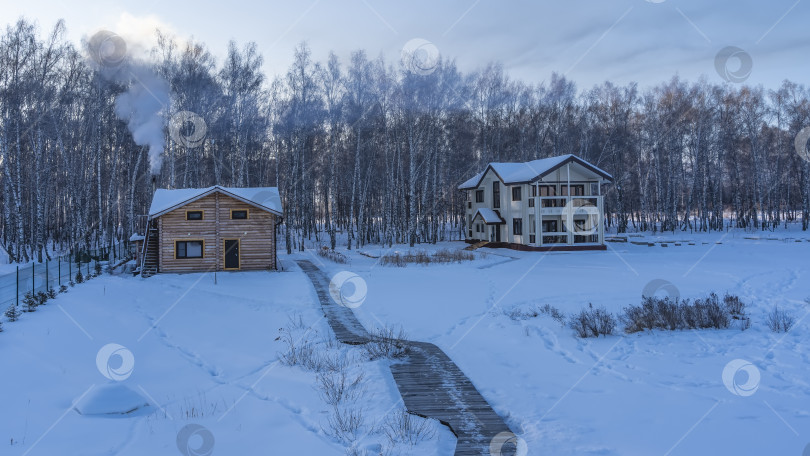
{"left": 32, "top": 262, "right": 35, "bottom": 296}
{"left": 16, "top": 266, "right": 19, "bottom": 306}
{"left": 58, "top": 258, "right": 61, "bottom": 286}
{"left": 46, "top": 259, "right": 49, "bottom": 291}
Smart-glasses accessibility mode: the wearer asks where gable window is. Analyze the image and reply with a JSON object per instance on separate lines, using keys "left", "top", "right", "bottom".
{"left": 492, "top": 182, "right": 500, "bottom": 208}
{"left": 513, "top": 218, "right": 523, "bottom": 236}
{"left": 512, "top": 186, "right": 521, "bottom": 202}
{"left": 186, "top": 211, "right": 203, "bottom": 220}
{"left": 231, "top": 209, "right": 248, "bottom": 220}
{"left": 475, "top": 190, "right": 484, "bottom": 203}
{"left": 176, "top": 240, "right": 203, "bottom": 259}
{"left": 531, "top": 185, "right": 537, "bottom": 197}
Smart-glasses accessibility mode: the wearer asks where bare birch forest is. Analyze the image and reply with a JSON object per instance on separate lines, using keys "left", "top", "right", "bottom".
{"left": 2, "top": 18, "right": 810, "bottom": 261}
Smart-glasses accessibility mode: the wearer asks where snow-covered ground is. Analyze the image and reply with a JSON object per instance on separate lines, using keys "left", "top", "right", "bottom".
{"left": 325, "top": 228, "right": 810, "bottom": 455}
{"left": 2, "top": 226, "right": 809, "bottom": 455}
{"left": 0, "top": 269, "right": 453, "bottom": 455}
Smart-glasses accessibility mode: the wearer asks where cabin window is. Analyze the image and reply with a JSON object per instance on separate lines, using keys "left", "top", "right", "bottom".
{"left": 531, "top": 185, "right": 537, "bottom": 197}
{"left": 528, "top": 198, "right": 535, "bottom": 208}
{"left": 176, "top": 240, "right": 203, "bottom": 259}
{"left": 231, "top": 209, "right": 248, "bottom": 220}
{"left": 512, "top": 218, "right": 523, "bottom": 236}
{"left": 475, "top": 190, "right": 484, "bottom": 203}
{"left": 529, "top": 215, "right": 536, "bottom": 234}
{"left": 492, "top": 182, "right": 500, "bottom": 208}
{"left": 542, "top": 220, "right": 558, "bottom": 233}
{"left": 591, "top": 182, "right": 599, "bottom": 196}
{"left": 186, "top": 211, "right": 203, "bottom": 220}
{"left": 512, "top": 186, "right": 521, "bottom": 202}
{"left": 529, "top": 234, "right": 536, "bottom": 244}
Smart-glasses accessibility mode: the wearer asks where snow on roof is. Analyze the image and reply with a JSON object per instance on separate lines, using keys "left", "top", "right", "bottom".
{"left": 148, "top": 186, "right": 283, "bottom": 217}
{"left": 458, "top": 154, "right": 612, "bottom": 189}
{"left": 473, "top": 208, "right": 505, "bottom": 224}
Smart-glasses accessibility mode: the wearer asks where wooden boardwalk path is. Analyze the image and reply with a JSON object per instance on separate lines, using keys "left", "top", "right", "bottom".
{"left": 297, "top": 260, "right": 516, "bottom": 456}
{"left": 297, "top": 260, "right": 370, "bottom": 344}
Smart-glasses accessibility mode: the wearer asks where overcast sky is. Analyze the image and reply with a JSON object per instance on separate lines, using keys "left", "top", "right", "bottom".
{"left": 1, "top": 0, "right": 807, "bottom": 90}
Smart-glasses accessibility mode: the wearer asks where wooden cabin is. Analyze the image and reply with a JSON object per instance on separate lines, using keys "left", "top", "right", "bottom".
{"left": 459, "top": 154, "right": 612, "bottom": 251}
{"left": 139, "top": 186, "right": 283, "bottom": 276}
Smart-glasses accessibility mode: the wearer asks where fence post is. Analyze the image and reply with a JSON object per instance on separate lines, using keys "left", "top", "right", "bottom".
{"left": 58, "top": 258, "right": 61, "bottom": 286}
{"left": 32, "top": 262, "right": 35, "bottom": 296}
{"left": 16, "top": 266, "right": 19, "bottom": 307}
{"left": 46, "top": 259, "right": 49, "bottom": 291}
{"left": 69, "top": 260, "right": 72, "bottom": 283}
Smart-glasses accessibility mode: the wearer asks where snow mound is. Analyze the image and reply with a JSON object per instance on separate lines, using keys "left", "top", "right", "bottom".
{"left": 73, "top": 384, "right": 150, "bottom": 416}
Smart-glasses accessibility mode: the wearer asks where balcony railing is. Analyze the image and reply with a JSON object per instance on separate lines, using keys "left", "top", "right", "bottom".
{"left": 539, "top": 196, "right": 601, "bottom": 215}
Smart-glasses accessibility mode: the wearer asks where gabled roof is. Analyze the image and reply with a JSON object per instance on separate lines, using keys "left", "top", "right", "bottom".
{"left": 472, "top": 208, "right": 505, "bottom": 225}
{"left": 458, "top": 154, "right": 612, "bottom": 190}
{"left": 148, "top": 186, "right": 283, "bottom": 218}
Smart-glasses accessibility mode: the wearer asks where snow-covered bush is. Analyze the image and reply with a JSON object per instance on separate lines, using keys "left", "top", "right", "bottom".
{"left": 5, "top": 305, "right": 20, "bottom": 322}
{"left": 431, "top": 248, "right": 475, "bottom": 263}
{"left": 59, "top": 284, "right": 68, "bottom": 293}
{"left": 569, "top": 304, "right": 616, "bottom": 338}
{"left": 380, "top": 249, "right": 474, "bottom": 267}
{"left": 47, "top": 288, "right": 57, "bottom": 299}
{"left": 316, "top": 370, "right": 365, "bottom": 407}
{"left": 75, "top": 270, "right": 84, "bottom": 284}
{"left": 766, "top": 306, "right": 795, "bottom": 333}
{"left": 278, "top": 327, "right": 318, "bottom": 368}
{"left": 692, "top": 293, "right": 730, "bottom": 329}
{"left": 364, "top": 326, "right": 409, "bottom": 360}
{"left": 94, "top": 261, "right": 103, "bottom": 276}
{"left": 507, "top": 303, "right": 565, "bottom": 325}
{"left": 622, "top": 293, "right": 735, "bottom": 333}
{"left": 325, "top": 404, "right": 364, "bottom": 443}
{"left": 36, "top": 291, "right": 48, "bottom": 306}
{"left": 724, "top": 293, "right": 746, "bottom": 318}
{"left": 318, "top": 247, "right": 349, "bottom": 264}
{"left": 22, "top": 292, "right": 38, "bottom": 312}
{"left": 344, "top": 447, "right": 371, "bottom": 456}
{"left": 381, "top": 410, "right": 436, "bottom": 446}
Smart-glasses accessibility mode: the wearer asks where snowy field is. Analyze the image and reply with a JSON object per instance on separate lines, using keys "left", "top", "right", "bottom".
{"left": 1, "top": 227, "right": 810, "bottom": 455}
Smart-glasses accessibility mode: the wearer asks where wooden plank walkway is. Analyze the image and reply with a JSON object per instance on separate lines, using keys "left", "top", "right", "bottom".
{"left": 296, "top": 260, "right": 515, "bottom": 456}
{"left": 297, "top": 260, "right": 370, "bottom": 345}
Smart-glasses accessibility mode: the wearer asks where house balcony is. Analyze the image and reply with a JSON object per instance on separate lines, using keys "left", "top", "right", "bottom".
{"left": 538, "top": 196, "right": 602, "bottom": 215}
{"left": 534, "top": 195, "right": 604, "bottom": 247}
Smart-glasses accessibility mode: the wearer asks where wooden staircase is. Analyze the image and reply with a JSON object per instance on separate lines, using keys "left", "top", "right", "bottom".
{"left": 464, "top": 240, "right": 489, "bottom": 251}
{"left": 140, "top": 221, "right": 159, "bottom": 277}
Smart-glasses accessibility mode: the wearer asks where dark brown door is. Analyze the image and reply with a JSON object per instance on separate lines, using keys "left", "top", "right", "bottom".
{"left": 224, "top": 239, "right": 240, "bottom": 269}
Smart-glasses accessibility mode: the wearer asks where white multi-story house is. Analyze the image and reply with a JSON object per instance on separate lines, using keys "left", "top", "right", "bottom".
{"left": 459, "top": 154, "right": 612, "bottom": 251}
